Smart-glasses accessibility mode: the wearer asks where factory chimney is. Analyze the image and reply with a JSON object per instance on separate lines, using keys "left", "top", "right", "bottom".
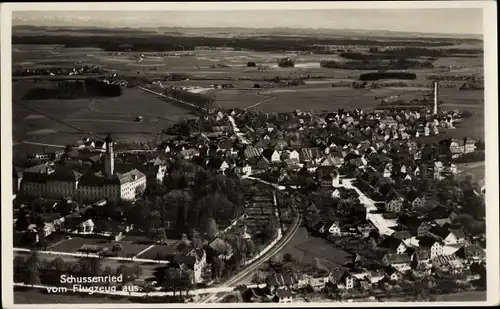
{"left": 433, "top": 81, "right": 439, "bottom": 115}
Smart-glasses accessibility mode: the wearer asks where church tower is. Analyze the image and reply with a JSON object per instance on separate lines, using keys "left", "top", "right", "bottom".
{"left": 103, "top": 134, "right": 115, "bottom": 177}
{"left": 433, "top": 81, "right": 439, "bottom": 115}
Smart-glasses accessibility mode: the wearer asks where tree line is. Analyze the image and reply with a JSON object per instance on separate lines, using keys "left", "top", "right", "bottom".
{"left": 320, "top": 59, "right": 434, "bottom": 70}
{"left": 24, "top": 80, "right": 121, "bottom": 100}
{"left": 163, "top": 87, "right": 215, "bottom": 110}
{"left": 359, "top": 72, "right": 417, "bottom": 81}
{"left": 12, "top": 34, "right": 474, "bottom": 53}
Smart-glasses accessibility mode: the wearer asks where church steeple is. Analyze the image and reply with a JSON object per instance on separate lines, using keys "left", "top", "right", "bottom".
{"left": 103, "top": 134, "right": 114, "bottom": 177}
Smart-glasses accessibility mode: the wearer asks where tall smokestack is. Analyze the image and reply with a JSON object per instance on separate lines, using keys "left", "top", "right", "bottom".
{"left": 433, "top": 81, "right": 439, "bottom": 115}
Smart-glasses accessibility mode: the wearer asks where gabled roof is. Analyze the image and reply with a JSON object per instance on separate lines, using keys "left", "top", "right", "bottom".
{"left": 254, "top": 139, "right": 271, "bottom": 149}
{"left": 417, "top": 236, "right": 441, "bottom": 248}
{"left": 385, "top": 253, "right": 411, "bottom": 264}
{"left": 262, "top": 148, "right": 278, "bottom": 161}
{"left": 276, "top": 288, "right": 293, "bottom": 298}
{"left": 449, "top": 228, "right": 465, "bottom": 239}
{"left": 266, "top": 272, "right": 299, "bottom": 287}
{"left": 378, "top": 236, "right": 403, "bottom": 251}
{"left": 413, "top": 247, "right": 431, "bottom": 260}
{"left": 207, "top": 157, "right": 226, "bottom": 170}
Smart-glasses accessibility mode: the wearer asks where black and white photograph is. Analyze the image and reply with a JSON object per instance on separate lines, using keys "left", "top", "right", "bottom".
{"left": 1, "top": 1, "right": 498, "bottom": 307}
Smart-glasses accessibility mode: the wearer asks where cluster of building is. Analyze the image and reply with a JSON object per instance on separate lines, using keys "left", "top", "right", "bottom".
{"left": 14, "top": 136, "right": 155, "bottom": 203}
{"left": 13, "top": 101, "right": 484, "bottom": 299}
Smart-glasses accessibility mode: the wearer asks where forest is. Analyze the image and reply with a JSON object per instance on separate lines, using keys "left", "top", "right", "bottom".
{"left": 12, "top": 34, "right": 481, "bottom": 53}
{"left": 321, "top": 59, "right": 434, "bottom": 70}
{"left": 359, "top": 71, "right": 417, "bottom": 81}
{"left": 23, "top": 79, "right": 122, "bottom": 100}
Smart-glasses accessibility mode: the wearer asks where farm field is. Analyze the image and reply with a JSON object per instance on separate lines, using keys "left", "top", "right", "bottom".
{"left": 12, "top": 84, "right": 196, "bottom": 159}
{"left": 12, "top": 43, "right": 484, "bottom": 158}
{"left": 281, "top": 227, "right": 353, "bottom": 268}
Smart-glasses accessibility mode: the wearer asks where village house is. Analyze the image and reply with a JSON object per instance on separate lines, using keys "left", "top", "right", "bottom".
{"left": 207, "top": 158, "right": 230, "bottom": 173}
{"left": 410, "top": 247, "right": 432, "bottom": 266}
{"left": 180, "top": 148, "right": 200, "bottom": 159}
{"left": 357, "top": 223, "right": 373, "bottom": 238}
{"left": 384, "top": 267, "right": 403, "bottom": 281}
{"left": 418, "top": 236, "right": 444, "bottom": 258}
{"left": 385, "top": 197, "right": 404, "bottom": 213}
{"left": 185, "top": 248, "right": 207, "bottom": 284}
{"left": 241, "top": 163, "right": 252, "bottom": 175}
{"left": 244, "top": 146, "right": 262, "bottom": 159}
{"left": 77, "top": 218, "right": 95, "bottom": 234}
{"left": 382, "top": 253, "right": 412, "bottom": 272}
{"left": 366, "top": 270, "right": 385, "bottom": 284}
{"left": 378, "top": 235, "right": 408, "bottom": 255}
{"left": 300, "top": 148, "right": 322, "bottom": 162}
{"left": 455, "top": 244, "right": 486, "bottom": 265}
{"left": 262, "top": 148, "right": 281, "bottom": 163}
{"left": 274, "top": 288, "right": 293, "bottom": 303}
{"left": 439, "top": 228, "right": 465, "bottom": 246}
{"left": 411, "top": 197, "right": 425, "bottom": 209}
{"left": 298, "top": 273, "right": 330, "bottom": 291}
{"left": 431, "top": 254, "right": 465, "bottom": 274}
{"left": 329, "top": 269, "right": 355, "bottom": 290}
{"left": 255, "top": 156, "right": 271, "bottom": 171}
{"left": 266, "top": 273, "right": 299, "bottom": 293}
{"left": 450, "top": 137, "right": 476, "bottom": 155}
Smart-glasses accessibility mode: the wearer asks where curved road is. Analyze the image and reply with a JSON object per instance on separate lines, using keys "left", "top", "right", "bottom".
{"left": 198, "top": 177, "right": 302, "bottom": 303}
{"left": 199, "top": 213, "right": 302, "bottom": 303}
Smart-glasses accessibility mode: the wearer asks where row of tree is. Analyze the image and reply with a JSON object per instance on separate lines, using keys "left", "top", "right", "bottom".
{"left": 163, "top": 86, "right": 215, "bottom": 110}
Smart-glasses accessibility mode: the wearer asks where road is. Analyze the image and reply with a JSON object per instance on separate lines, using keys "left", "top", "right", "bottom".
{"left": 198, "top": 176, "right": 302, "bottom": 303}
{"left": 243, "top": 96, "right": 276, "bottom": 111}
{"left": 198, "top": 213, "right": 302, "bottom": 303}
{"left": 227, "top": 115, "right": 250, "bottom": 144}
{"left": 17, "top": 141, "right": 67, "bottom": 149}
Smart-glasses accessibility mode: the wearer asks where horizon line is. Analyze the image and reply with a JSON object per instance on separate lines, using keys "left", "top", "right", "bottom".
{"left": 11, "top": 24, "right": 483, "bottom": 38}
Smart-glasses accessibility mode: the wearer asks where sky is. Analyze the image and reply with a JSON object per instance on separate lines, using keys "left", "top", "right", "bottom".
{"left": 12, "top": 8, "right": 483, "bottom": 35}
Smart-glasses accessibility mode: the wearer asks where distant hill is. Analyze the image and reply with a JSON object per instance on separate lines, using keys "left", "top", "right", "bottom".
{"left": 12, "top": 25, "right": 483, "bottom": 41}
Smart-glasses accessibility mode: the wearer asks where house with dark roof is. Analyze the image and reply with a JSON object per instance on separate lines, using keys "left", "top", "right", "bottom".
{"left": 255, "top": 156, "right": 271, "bottom": 171}
{"left": 382, "top": 253, "right": 412, "bottom": 272}
{"left": 384, "top": 267, "right": 403, "bottom": 281}
{"left": 410, "top": 247, "right": 432, "bottom": 265}
{"left": 455, "top": 244, "right": 486, "bottom": 264}
{"left": 274, "top": 288, "right": 293, "bottom": 303}
{"left": 262, "top": 148, "right": 281, "bottom": 163}
{"left": 265, "top": 272, "right": 299, "bottom": 292}
{"left": 417, "top": 236, "right": 444, "bottom": 259}
{"left": 378, "top": 236, "right": 408, "bottom": 254}
{"left": 206, "top": 157, "right": 230, "bottom": 173}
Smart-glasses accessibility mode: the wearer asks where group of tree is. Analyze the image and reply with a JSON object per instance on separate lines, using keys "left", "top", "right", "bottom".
{"left": 112, "top": 159, "right": 247, "bottom": 239}
{"left": 359, "top": 72, "right": 417, "bottom": 81}
{"left": 163, "top": 86, "right": 215, "bottom": 110}
{"left": 24, "top": 79, "right": 121, "bottom": 100}
{"left": 321, "top": 59, "right": 433, "bottom": 71}
{"left": 14, "top": 252, "right": 142, "bottom": 287}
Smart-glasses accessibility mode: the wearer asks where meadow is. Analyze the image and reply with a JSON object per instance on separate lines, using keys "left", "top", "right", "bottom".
{"left": 281, "top": 227, "right": 353, "bottom": 269}
{"left": 12, "top": 82, "right": 196, "bottom": 158}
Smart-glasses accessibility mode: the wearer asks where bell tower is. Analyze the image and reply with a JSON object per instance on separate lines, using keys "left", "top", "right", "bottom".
{"left": 103, "top": 134, "right": 114, "bottom": 177}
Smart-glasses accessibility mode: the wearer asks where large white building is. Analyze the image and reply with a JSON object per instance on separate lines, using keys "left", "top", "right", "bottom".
{"left": 20, "top": 135, "right": 146, "bottom": 202}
